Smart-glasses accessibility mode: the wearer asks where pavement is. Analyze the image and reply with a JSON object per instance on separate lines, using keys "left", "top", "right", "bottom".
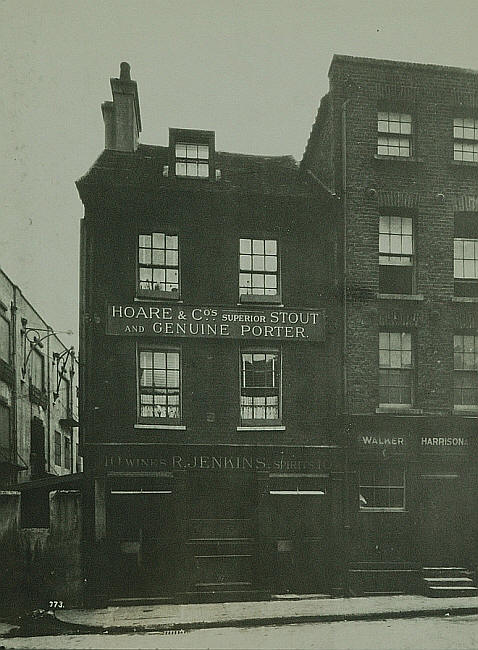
{"left": 2, "top": 594, "right": 477, "bottom": 637}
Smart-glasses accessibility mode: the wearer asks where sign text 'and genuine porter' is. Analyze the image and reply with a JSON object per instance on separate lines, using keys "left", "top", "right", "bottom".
{"left": 106, "top": 304, "right": 326, "bottom": 341}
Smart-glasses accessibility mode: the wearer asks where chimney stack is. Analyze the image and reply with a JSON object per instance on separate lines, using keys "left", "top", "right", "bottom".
{"left": 102, "top": 62, "right": 142, "bottom": 152}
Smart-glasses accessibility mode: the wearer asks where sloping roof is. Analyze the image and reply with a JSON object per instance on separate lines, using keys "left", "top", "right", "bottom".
{"left": 77, "top": 144, "right": 309, "bottom": 197}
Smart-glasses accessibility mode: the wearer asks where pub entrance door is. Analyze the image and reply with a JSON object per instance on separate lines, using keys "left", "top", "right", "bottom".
{"left": 185, "top": 471, "right": 258, "bottom": 599}
{"left": 267, "top": 474, "right": 332, "bottom": 594}
{"left": 107, "top": 477, "right": 176, "bottom": 599}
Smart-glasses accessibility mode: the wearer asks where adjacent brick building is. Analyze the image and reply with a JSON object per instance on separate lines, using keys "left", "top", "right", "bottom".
{"left": 0, "top": 268, "right": 80, "bottom": 524}
{"left": 301, "top": 55, "right": 478, "bottom": 595}
{"left": 77, "top": 63, "right": 341, "bottom": 604}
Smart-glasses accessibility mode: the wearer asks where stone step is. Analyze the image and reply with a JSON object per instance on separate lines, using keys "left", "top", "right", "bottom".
{"left": 427, "top": 585, "right": 478, "bottom": 598}
{"left": 423, "top": 566, "right": 466, "bottom": 571}
{"left": 423, "top": 567, "right": 472, "bottom": 578}
{"left": 424, "top": 577, "right": 474, "bottom": 587}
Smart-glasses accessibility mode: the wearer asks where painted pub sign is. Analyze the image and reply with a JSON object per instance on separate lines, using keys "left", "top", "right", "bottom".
{"left": 106, "top": 304, "right": 326, "bottom": 341}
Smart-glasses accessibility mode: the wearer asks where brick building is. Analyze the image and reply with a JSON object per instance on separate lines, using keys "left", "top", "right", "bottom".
{"left": 301, "top": 55, "right": 478, "bottom": 595}
{"left": 0, "top": 268, "right": 80, "bottom": 523}
{"left": 76, "top": 63, "right": 341, "bottom": 604}
{"left": 78, "top": 56, "right": 478, "bottom": 604}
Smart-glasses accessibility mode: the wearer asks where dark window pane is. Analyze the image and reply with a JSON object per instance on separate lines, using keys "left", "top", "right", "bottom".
{"left": 0, "top": 404, "right": 10, "bottom": 449}
{"left": 374, "top": 488, "right": 388, "bottom": 508}
{"left": 54, "top": 431, "right": 62, "bottom": 466}
{"left": 0, "top": 318, "right": 9, "bottom": 363}
{"left": 390, "top": 488, "right": 404, "bottom": 508}
{"left": 379, "top": 265, "right": 413, "bottom": 294}
{"left": 360, "top": 487, "right": 373, "bottom": 507}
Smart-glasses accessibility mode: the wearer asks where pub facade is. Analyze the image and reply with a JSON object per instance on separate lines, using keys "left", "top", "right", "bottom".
{"left": 77, "top": 63, "right": 342, "bottom": 603}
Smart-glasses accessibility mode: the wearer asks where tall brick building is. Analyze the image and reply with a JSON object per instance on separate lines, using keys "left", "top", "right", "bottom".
{"left": 77, "top": 63, "right": 341, "bottom": 604}
{"left": 301, "top": 55, "right": 478, "bottom": 595}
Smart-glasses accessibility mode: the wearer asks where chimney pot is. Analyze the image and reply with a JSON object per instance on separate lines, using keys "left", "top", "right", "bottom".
{"left": 120, "top": 62, "right": 131, "bottom": 81}
{"left": 102, "top": 62, "right": 141, "bottom": 152}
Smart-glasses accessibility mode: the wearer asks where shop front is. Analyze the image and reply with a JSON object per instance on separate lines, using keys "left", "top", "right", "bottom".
{"left": 348, "top": 417, "right": 478, "bottom": 596}
{"left": 88, "top": 443, "right": 344, "bottom": 603}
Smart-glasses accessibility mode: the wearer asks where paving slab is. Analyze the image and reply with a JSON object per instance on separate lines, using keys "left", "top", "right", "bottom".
{"left": 52, "top": 595, "right": 478, "bottom": 632}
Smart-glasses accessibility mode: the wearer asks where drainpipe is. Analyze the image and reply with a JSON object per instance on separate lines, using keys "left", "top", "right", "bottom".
{"left": 11, "top": 293, "right": 18, "bottom": 482}
{"left": 341, "top": 97, "right": 352, "bottom": 417}
{"left": 341, "top": 96, "right": 353, "bottom": 595}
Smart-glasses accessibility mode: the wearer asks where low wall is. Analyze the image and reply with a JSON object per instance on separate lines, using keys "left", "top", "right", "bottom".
{"left": 0, "top": 490, "right": 83, "bottom": 611}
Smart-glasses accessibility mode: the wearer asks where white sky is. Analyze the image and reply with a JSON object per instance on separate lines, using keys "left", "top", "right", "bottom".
{"left": 1, "top": 0, "right": 478, "bottom": 349}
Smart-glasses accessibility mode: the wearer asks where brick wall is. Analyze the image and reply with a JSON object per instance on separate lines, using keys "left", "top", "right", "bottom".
{"left": 321, "top": 56, "right": 478, "bottom": 415}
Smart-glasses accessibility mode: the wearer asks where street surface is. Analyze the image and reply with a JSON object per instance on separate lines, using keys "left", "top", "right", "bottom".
{"left": 2, "top": 615, "right": 478, "bottom": 649}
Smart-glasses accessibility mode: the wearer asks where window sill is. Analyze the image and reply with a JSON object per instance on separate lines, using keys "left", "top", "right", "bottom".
{"left": 239, "top": 295, "right": 282, "bottom": 305}
{"left": 136, "top": 291, "right": 181, "bottom": 301}
{"left": 373, "top": 154, "right": 423, "bottom": 163}
{"left": 376, "top": 407, "right": 423, "bottom": 415}
{"left": 377, "top": 293, "right": 424, "bottom": 301}
{"left": 134, "top": 424, "right": 186, "bottom": 430}
{"left": 451, "top": 160, "right": 478, "bottom": 167}
{"left": 237, "top": 425, "right": 286, "bottom": 431}
{"left": 174, "top": 175, "right": 210, "bottom": 180}
{"left": 359, "top": 508, "right": 407, "bottom": 513}
{"left": 452, "top": 296, "right": 478, "bottom": 303}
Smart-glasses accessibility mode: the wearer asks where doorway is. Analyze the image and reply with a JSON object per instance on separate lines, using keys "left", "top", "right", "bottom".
{"left": 419, "top": 474, "right": 468, "bottom": 565}
{"left": 267, "top": 474, "right": 331, "bottom": 594}
{"left": 186, "top": 472, "right": 258, "bottom": 595}
{"left": 107, "top": 477, "right": 176, "bottom": 598}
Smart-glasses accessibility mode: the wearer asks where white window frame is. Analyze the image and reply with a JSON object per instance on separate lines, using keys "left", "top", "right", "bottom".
{"left": 377, "top": 111, "right": 412, "bottom": 157}
{"left": 137, "top": 232, "right": 180, "bottom": 299}
{"left": 175, "top": 142, "right": 209, "bottom": 178}
{"left": 379, "top": 215, "right": 414, "bottom": 294}
{"left": 239, "top": 238, "right": 281, "bottom": 303}
{"left": 453, "top": 334, "right": 478, "bottom": 410}
{"left": 379, "top": 332, "right": 414, "bottom": 408}
{"left": 240, "top": 349, "right": 282, "bottom": 425}
{"left": 453, "top": 117, "right": 478, "bottom": 163}
{"left": 359, "top": 465, "right": 406, "bottom": 511}
{"left": 137, "top": 346, "right": 182, "bottom": 425}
